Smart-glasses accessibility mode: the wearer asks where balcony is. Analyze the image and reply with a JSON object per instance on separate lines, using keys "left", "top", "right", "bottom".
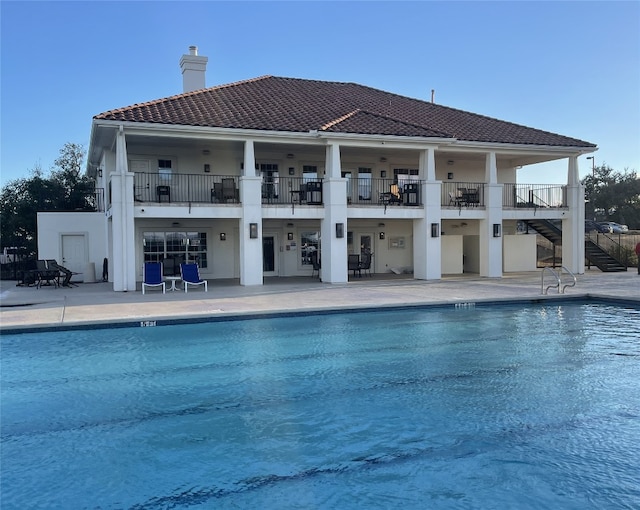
{"left": 347, "top": 178, "right": 422, "bottom": 206}
{"left": 442, "top": 182, "right": 485, "bottom": 207}
{"left": 503, "top": 183, "right": 567, "bottom": 208}
{"left": 128, "top": 173, "right": 566, "bottom": 210}
{"left": 260, "top": 177, "right": 323, "bottom": 205}
{"left": 133, "top": 173, "right": 240, "bottom": 204}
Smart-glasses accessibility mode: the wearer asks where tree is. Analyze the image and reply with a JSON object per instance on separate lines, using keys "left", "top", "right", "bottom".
{"left": 582, "top": 164, "right": 640, "bottom": 229}
{"left": 0, "top": 142, "right": 96, "bottom": 258}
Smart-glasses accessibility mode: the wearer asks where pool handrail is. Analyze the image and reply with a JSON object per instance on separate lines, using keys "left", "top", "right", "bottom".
{"left": 541, "top": 266, "right": 577, "bottom": 295}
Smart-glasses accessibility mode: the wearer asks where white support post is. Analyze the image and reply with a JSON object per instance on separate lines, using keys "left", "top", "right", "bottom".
{"left": 562, "top": 156, "right": 585, "bottom": 274}
{"left": 239, "top": 176, "right": 263, "bottom": 285}
{"left": 414, "top": 148, "right": 441, "bottom": 280}
{"left": 243, "top": 140, "right": 256, "bottom": 176}
{"left": 112, "top": 127, "right": 136, "bottom": 292}
{"left": 321, "top": 178, "right": 348, "bottom": 283}
{"left": 479, "top": 152, "right": 503, "bottom": 277}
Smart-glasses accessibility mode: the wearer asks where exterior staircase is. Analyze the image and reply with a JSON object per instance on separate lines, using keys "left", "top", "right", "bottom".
{"left": 524, "top": 219, "right": 627, "bottom": 272}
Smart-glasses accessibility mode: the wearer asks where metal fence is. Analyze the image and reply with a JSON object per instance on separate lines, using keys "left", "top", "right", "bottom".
{"left": 132, "top": 173, "right": 240, "bottom": 203}
{"left": 503, "top": 184, "right": 566, "bottom": 208}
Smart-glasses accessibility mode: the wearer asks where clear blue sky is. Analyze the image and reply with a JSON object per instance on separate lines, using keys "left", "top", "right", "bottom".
{"left": 1, "top": 1, "right": 639, "bottom": 187}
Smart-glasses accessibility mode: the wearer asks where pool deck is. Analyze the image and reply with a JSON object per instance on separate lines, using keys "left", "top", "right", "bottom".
{"left": 1, "top": 269, "right": 638, "bottom": 331}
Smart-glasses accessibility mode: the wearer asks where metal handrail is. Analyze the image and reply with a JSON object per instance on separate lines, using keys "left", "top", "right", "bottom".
{"left": 541, "top": 266, "right": 577, "bottom": 295}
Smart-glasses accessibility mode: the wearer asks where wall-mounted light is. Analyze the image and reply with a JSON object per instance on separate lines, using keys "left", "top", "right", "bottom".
{"left": 219, "top": 232, "right": 226, "bottom": 241}
{"left": 289, "top": 167, "right": 295, "bottom": 175}
{"left": 431, "top": 223, "right": 440, "bottom": 237}
{"left": 287, "top": 232, "right": 294, "bottom": 241}
{"left": 98, "top": 168, "right": 103, "bottom": 178}
{"left": 447, "top": 172, "right": 453, "bottom": 180}
{"left": 379, "top": 231, "right": 385, "bottom": 240}
{"left": 493, "top": 224, "right": 502, "bottom": 237}
{"left": 378, "top": 222, "right": 385, "bottom": 227}
{"left": 249, "top": 223, "right": 258, "bottom": 239}
{"left": 204, "top": 164, "right": 210, "bottom": 173}
{"left": 380, "top": 170, "right": 387, "bottom": 178}
{"left": 336, "top": 223, "right": 344, "bottom": 239}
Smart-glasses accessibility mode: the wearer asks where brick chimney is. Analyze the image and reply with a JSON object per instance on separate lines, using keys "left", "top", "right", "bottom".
{"left": 179, "top": 46, "right": 208, "bottom": 92}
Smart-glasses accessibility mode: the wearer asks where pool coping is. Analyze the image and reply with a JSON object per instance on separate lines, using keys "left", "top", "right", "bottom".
{"left": 2, "top": 292, "right": 637, "bottom": 335}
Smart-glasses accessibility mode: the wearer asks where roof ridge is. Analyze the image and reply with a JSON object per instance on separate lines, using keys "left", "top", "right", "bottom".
{"left": 320, "top": 109, "right": 361, "bottom": 131}
{"left": 355, "top": 109, "right": 453, "bottom": 138}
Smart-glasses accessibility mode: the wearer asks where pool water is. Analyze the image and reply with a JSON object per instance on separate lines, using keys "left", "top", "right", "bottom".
{"left": 1, "top": 302, "right": 639, "bottom": 509}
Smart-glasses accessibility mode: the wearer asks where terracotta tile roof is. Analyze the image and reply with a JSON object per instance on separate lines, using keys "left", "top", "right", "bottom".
{"left": 95, "top": 76, "right": 595, "bottom": 148}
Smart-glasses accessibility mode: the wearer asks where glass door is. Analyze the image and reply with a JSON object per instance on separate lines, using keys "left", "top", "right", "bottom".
{"left": 262, "top": 234, "right": 279, "bottom": 276}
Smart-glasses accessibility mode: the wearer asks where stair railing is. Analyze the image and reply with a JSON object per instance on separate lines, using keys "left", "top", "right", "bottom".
{"left": 541, "top": 266, "right": 577, "bottom": 295}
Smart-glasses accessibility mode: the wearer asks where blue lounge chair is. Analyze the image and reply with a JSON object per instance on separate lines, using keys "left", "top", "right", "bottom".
{"left": 142, "top": 262, "right": 165, "bottom": 294}
{"left": 180, "top": 263, "right": 208, "bottom": 293}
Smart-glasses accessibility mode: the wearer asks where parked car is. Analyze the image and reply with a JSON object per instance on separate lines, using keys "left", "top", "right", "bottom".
{"left": 598, "top": 221, "right": 629, "bottom": 234}
{"left": 585, "top": 220, "right": 612, "bottom": 233}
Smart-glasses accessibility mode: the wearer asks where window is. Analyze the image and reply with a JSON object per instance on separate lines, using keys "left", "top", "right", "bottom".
{"left": 158, "top": 159, "right": 172, "bottom": 180}
{"left": 143, "top": 231, "right": 208, "bottom": 268}
{"left": 259, "top": 163, "right": 279, "bottom": 199}
{"left": 393, "top": 168, "right": 419, "bottom": 186}
{"left": 358, "top": 167, "right": 372, "bottom": 200}
{"left": 303, "top": 165, "right": 318, "bottom": 182}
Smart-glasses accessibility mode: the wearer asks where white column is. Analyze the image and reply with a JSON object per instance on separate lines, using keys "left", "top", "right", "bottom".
{"left": 239, "top": 176, "right": 263, "bottom": 285}
{"left": 562, "top": 156, "right": 585, "bottom": 273}
{"left": 243, "top": 140, "right": 256, "bottom": 176}
{"left": 485, "top": 151, "right": 498, "bottom": 183}
{"left": 111, "top": 127, "right": 136, "bottom": 292}
{"left": 321, "top": 143, "right": 348, "bottom": 282}
{"left": 479, "top": 152, "right": 503, "bottom": 277}
{"left": 325, "top": 142, "right": 342, "bottom": 178}
{"left": 414, "top": 148, "right": 441, "bottom": 280}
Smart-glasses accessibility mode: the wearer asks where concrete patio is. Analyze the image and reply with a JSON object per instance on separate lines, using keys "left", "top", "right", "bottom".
{"left": 1, "top": 270, "right": 638, "bottom": 332}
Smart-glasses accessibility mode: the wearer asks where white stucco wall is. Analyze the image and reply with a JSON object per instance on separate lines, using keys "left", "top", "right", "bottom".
{"left": 37, "top": 212, "right": 107, "bottom": 282}
{"left": 503, "top": 234, "right": 537, "bottom": 272}
{"left": 441, "top": 235, "right": 463, "bottom": 274}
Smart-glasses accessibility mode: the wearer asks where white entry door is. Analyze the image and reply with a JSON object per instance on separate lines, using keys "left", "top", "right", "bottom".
{"left": 61, "top": 234, "right": 86, "bottom": 281}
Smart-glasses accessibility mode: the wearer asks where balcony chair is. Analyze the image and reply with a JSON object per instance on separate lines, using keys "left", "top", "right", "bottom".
{"left": 222, "top": 178, "right": 239, "bottom": 202}
{"left": 156, "top": 185, "right": 171, "bottom": 203}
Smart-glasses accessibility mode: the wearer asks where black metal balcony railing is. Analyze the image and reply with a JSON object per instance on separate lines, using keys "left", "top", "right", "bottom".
{"left": 126, "top": 173, "right": 565, "bottom": 210}
{"left": 503, "top": 184, "right": 567, "bottom": 208}
{"left": 133, "top": 173, "right": 240, "bottom": 204}
{"left": 442, "top": 182, "right": 485, "bottom": 207}
{"left": 260, "top": 177, "right": 323, "bottom": 205}
{"left": 347, "top": 178, "right": 422, "bottom": 206}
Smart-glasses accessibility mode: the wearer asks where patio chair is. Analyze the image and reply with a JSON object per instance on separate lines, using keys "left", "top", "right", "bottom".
{"left": 35, "top": 259, "right": 59, "bottom": 288}
{"left": 47, "top": 259, "right": 78, "bottom": 287}
{"left": 449, "top": 191, "right": 463, "bottom": 207}
{"left": 222, "top": 178, "right": 239, "bottom": 202}
{"left": 180, "top": 263, "right": 208, "bottom": 293}
{"left": 359, "top": 252, "right": 372, "bottom": 277}
{"left": 348, "top": 254, "right": 361, "bottom": 278}
{"left": 142, "top": 262, "right": 165, "bottom": 294}
{"left": 310, "top": 251, "right": 321, "bottom": 279}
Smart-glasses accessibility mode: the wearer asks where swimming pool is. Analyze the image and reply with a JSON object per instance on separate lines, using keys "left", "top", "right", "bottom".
{"left": 1, "top": 301, "right": 639, "bottom": 509}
